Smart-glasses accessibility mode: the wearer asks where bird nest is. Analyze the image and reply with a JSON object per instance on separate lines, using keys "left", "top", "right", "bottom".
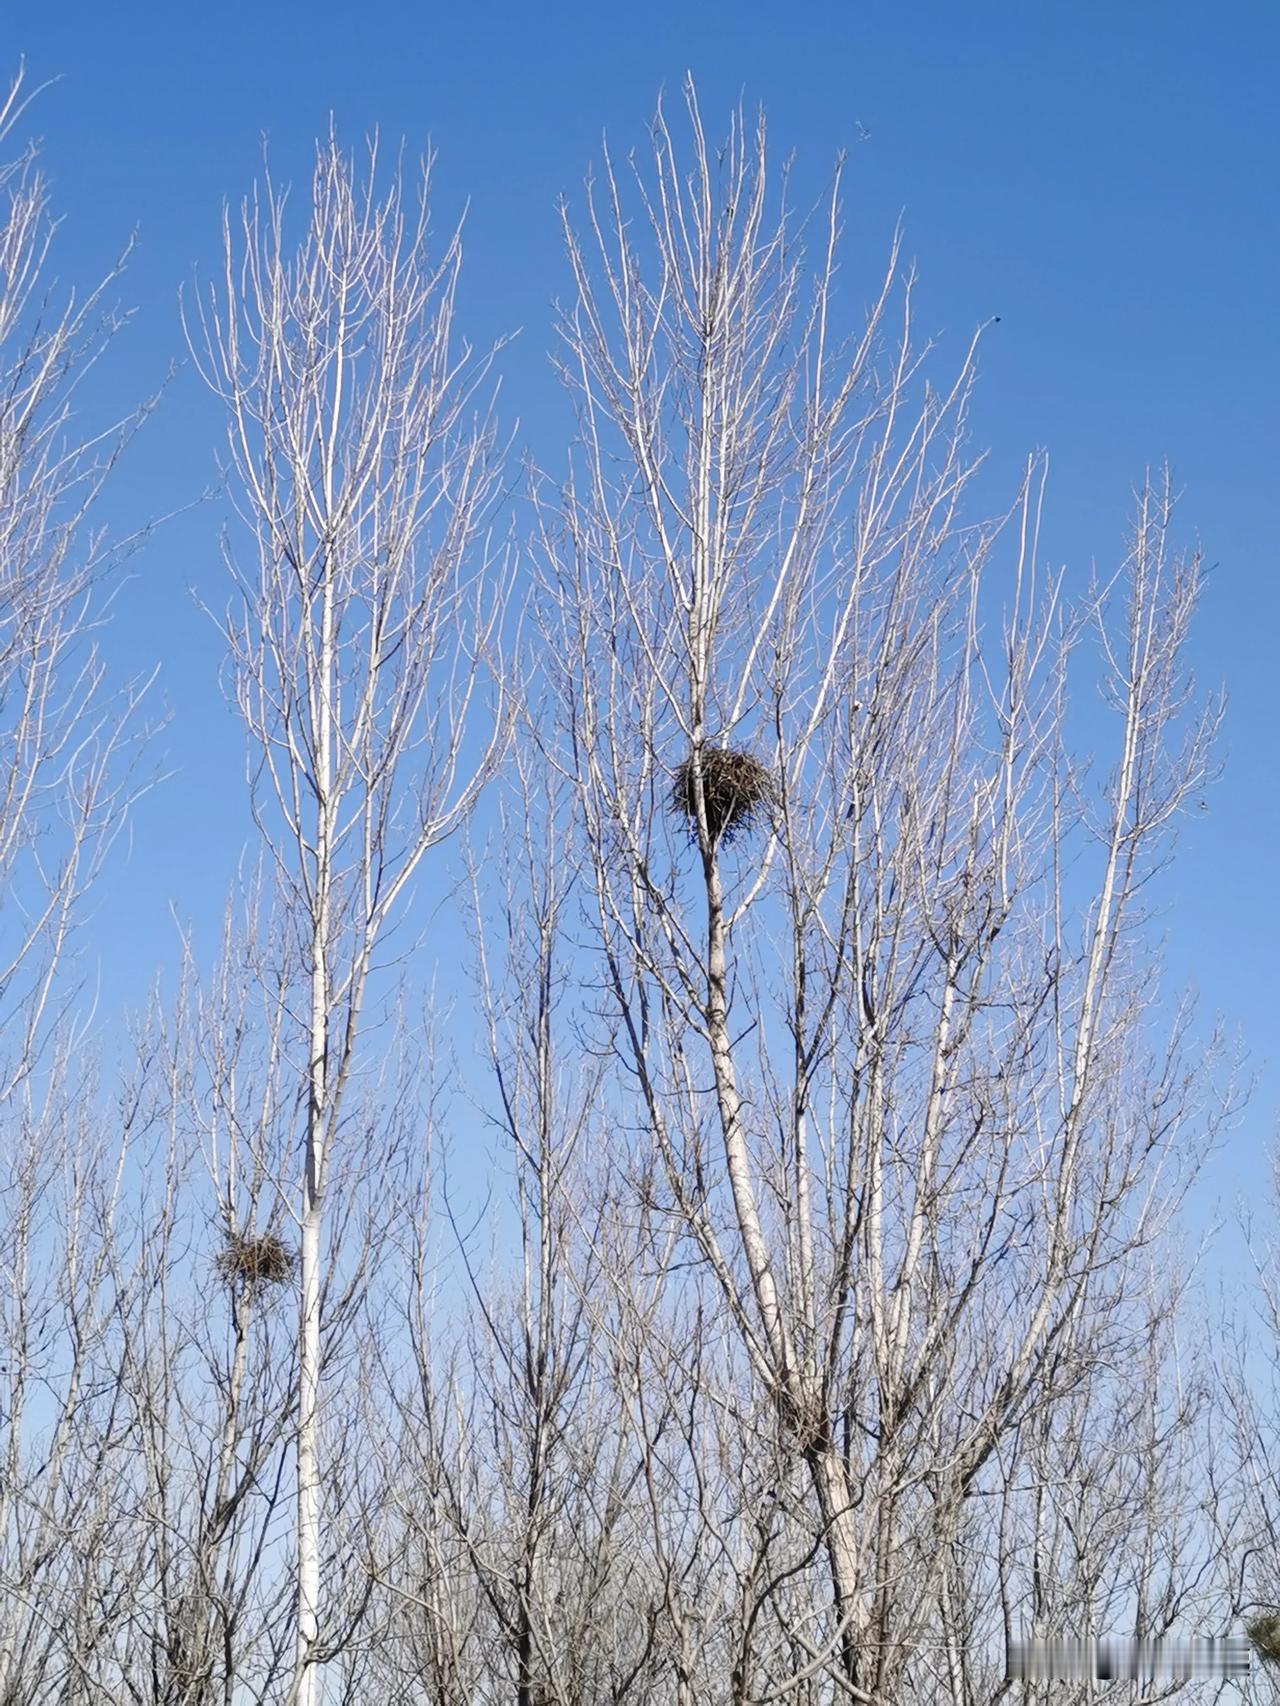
{"left": 215, "top": 1231, "right": 296, "bottom": 1293}
{"left": 1247, "top": 1613, "right": 1280, "bottom": 1664}
{"left": 670, "top": 746, "right": 775, "bottom": 846}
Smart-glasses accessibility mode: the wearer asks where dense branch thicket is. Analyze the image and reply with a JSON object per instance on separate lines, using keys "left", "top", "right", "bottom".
{"left": 0, "top": 67, "right": 1268, "bottom": 1706}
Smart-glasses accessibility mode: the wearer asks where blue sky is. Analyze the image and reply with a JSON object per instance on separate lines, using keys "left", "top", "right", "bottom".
{"left": 8, "top": 2, "right": 1278, "bottom": 1280}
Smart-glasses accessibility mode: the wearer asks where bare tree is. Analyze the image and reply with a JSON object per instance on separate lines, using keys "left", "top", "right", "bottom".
{"left": 1, "top": 873, "right": 387, "bottom": 1706}
{"left": 116, "top": 871, "right": 420, "bottom": 1706}
{"left": 534, "top": 80, "right": 1230, "bottom": 1701}
{"left": 122, "top": 886, "right": 302, "bottom": 1706}
{"left": 0, "top": 1025, "right": 149, "bottom": 1700}
{"left": 186, "top": 130, "right": 509, "bottom": 1704}
{"left": 1220, "top": 1154, "right": 1280, "bottom": 1700}
{"left": 0, "top": 59, "right": 158, "bottom": 1697}
{"left": 906, "top": 1220, "right": 1239, "bottom": 1706}
{"left": 0, "top": 64, "right": 1248, "bottom": 1706}
{"left": 0, "top": 62, "right": 156, "bottom": 1099}
{"left": 362, "top": 750, "right": 661, "bottom": 1706}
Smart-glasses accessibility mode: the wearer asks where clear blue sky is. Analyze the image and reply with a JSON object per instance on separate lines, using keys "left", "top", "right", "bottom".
{"left": 9, "top": 2, "right": 1277, "bottom": 1268}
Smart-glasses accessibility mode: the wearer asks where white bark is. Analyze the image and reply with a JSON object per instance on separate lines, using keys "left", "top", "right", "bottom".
{"left": 537, "top": 79, "right": 1231, "bottom": 1700}
{"left": 187, "top": 132, "right": 508, "bottom": 1703}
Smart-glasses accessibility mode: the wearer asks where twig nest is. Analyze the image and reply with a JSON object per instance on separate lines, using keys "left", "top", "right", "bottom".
{"left": 1247, "top": 1613, "right": 1280, "bottom": 1664}
{"left": 215, "top": 1230, "right": 296, "bottom": 1294}
{"left": 671, "top": 745, "right": 775, "bottom": 846}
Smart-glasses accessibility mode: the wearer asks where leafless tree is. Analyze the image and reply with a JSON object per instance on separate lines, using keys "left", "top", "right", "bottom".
{"left": 1219, "top": 1153, "right": 1280, "bottom": 1702}
{"left": 360, "top": 750, "right": 666, "bottom": 1705}
{"left": 0, "top": 868, "right": 404, "bottom": 1704}
{"left": 121, "top": 887, "right": 302, "bottom": 1706}
{"left": 1, "top": 884, "right": 294, "bottom": 1704}
{"left": 0, "top": 1024, "right": 147, "bottom": 1700}
{"left": 0, "top": 65, "right": 1252, "bottom": 1706}
{"left": 186, "top": 129, "right": 510, "bottom": 1704}
{"left": 0, "top": 59, "right": 158, "bottom": 1697}
{"left": 532, "top": 79, "right": 1233, "bottom": 1702}
{"left": 0, "top": 61, "right": 156, "bottom": 1099}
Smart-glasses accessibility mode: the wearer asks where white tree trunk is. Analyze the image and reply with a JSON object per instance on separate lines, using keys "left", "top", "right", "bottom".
{"left": 189, "top": 133, "right": 507, "bottom": 1695}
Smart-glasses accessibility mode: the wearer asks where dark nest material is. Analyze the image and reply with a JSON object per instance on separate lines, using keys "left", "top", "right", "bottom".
{"left": 215, "top": 1230, "right": 296, "bottom": 1294}
{"left": 1247, "top": 1614, "right": 1280, "bottom": 1664}
{"left": 671, "top": 745, "right": 775, "bottom": 846}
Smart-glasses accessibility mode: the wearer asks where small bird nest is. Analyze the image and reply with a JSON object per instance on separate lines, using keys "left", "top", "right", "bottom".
{"left": 1247, "top": 1613, "right": 1280, "bottom": 1664}
{"left": 215, "top": 1230, "right": 296, "bottom": 1293}
{"left": 670, "top": 746, "right": 775, "bottom": 846}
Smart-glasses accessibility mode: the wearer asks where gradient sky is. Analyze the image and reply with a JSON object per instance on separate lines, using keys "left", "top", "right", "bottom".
{"left": 7, "top": 2, "right": 1277, "bottom": 1301}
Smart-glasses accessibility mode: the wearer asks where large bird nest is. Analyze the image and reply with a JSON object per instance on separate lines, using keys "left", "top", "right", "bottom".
{"left": 1247, "top": 1613, "right": 1280, "bottom": 1664}
{"left": 671, "top": 745, "right": 775, "bottom": 846}
{"left": 215, "top": 1230, "right": 296, "bottom": 1294}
